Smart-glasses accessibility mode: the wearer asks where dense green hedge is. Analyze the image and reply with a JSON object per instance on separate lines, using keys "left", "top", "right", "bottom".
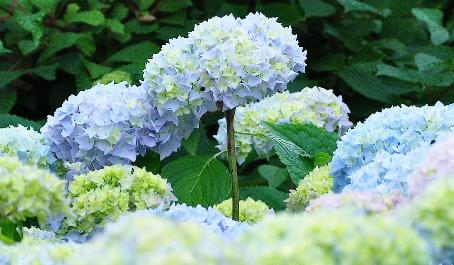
{"left": 1, "top": 0, "right": 453, "bottom": 121}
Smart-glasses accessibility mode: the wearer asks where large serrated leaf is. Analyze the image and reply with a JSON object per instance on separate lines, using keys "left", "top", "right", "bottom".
{"left": 161, "top": 155, "right": 231, "bottom": 207}
{"left": 240, "top": 186, "right": 288, "bottom": 211}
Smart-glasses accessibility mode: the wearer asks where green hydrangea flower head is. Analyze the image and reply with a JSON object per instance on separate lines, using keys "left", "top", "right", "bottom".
{"left": 238, "top": 209, "right": 431, "bottom": 265}
{"left": 0, "top": 156, "right": 69, "bottom": 226}
{"left": 286, "top": 165, "right": 333, "bottom": 212}
{"left": 405, "top": 176, "right": 454, "bottom": 263}
{"left": 0, "top": 125, "right": 52, "bottom": 168}
{"left": 0, "top": 240, "right": 78, "bottom": 265}
{"left": 96, "top": 71, "right": 132, "bottom": 85}
{"left": 215, "top": 197, "right": 274, "bottom": 224}
{"left": 70, "top": 212, "right": 235, "bottom": 265}
{"left": 63, "top": 165, "right": 176, "bottom": 234}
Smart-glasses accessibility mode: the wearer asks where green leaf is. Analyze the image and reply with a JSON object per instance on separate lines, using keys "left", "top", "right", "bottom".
{"left": 106, "top": 19, "right": 125, "bottom": 34}
{"left": 134, "top": 151, "right": 160, "bottom": 173}
{"left": 15, "top": 11, "right": 45, "bottom": 54}
{"left": 31, "top": 63, "right": 59, "bottom": 80}
{"left": 159, "top": 0, "right": 192, "bottom": 13}
{"left": 314, "top": 152, "right": 331, "bottom": 166}
{"left": 182, "top": 129, "right": 200, "bottom": 156}
{"left": 76, "top": 33, "right": 96, "bottom": 56}
{"left": 136, "top": 0, "right": 156, "bottom": 11}
{"left": 376, "top": 64, "right": 420, "bottom": 83}
{"left": 32, "top": 0, "right": 59, "bottom": 13}
{"left": 0, "top": 89, "right": 16, "bottom": 113}
{"left": 0, "top": 40, "right": 12, "bottom": 55}
{"left": 38, "top": 32, "right": 80, "bottom": 63}
{"left": 160, "top": 12, "right": 187, "bottom": 26}
{"left": 299, "top": 0, "right": 336, "bottom": 18}
{"left": 125, "top": 20, "right": 159, "bottom": 34}
{"left": 240, "top": 186, "right": 288, "bottom": 211}
{"left": 0, "top": 114, "right": 42, "bottom": 130}
{"left": 414, "top": 53, "right": 442, "bottom": 72}
{"left": 265, "top": 123, "right": 339, "bottom": 157}
{"left": 258, "top": 165, "right": 288, "bottom": 188}
{"left": 311, "top": 53, "right": 346, "bottom": 72}
{"left": 111, "top": 4, "right": 129, "bottom": 20}
{"left": 215, "top": 2, "right": 248, "bottom": 17}
{"left": 337, "top": 0, "right": 390, "bottom": 16}
{"left": 64, "top": 4, "right": 105, "bottom": 26}
{"left": 83, "top": 60, "right": 112, "bottom": 79}
{"left": 257, "top": 3, "right": 304, "bottom": 25}
{"left": 412, "top": 8, "right": 449, "bottom": 45}
{"left": 338, "top": 64, "right": 397, "bottom": 103}
{"left": 161, "top": 155, "right": 231, "bottom": 207}
{"left": 0, "top": 71, "right": 22, "bottom": 89}
{"left": 0, "top": 218, "right": 22, "bottom": 244}
{"left": 108, "top": 41, "right": 159, "bottom": 64}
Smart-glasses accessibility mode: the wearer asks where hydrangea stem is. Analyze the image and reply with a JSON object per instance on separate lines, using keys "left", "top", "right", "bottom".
{"left": 225, "top": 108, "right": 240, "bottom": 221}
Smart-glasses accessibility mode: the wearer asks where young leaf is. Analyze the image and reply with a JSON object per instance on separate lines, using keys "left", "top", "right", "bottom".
{"left": 240, "top": 186, "right": 288, "bottom": 211}
{"left": 161, "top": 155, "right": 231, "bottom": 207}
{"left": 258, "top": 165, "right": 289, "bottom": 188}
{"left": 412, "top": 8, "right": 449, "bottom": 45}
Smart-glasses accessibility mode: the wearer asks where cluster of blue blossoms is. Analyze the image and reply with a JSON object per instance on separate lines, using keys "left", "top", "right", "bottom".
{"left": 42, "top": 13, "right": 306, "bottom": 170}
{"left": 330, "top": 102, "right": 454, "bottom": 195}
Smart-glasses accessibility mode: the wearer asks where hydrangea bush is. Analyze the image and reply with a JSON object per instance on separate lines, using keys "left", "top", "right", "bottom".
{"left": 286, "top": 165, "right": 333, "bottom": 212}
{"left": 62, "top": 165, "right": 175, "bottom": 235}
{"left": 238, "top": 210, "right": 431, "bottom": 265}
{"left": 215, "top": 87, "right": 352, "bottom": 163}
{"left": 214, "top": 198, "right": 274, "bottom": 224}
{"left": 0, "top": 125, "right": 52, "bottom": 168}
{"left": 331, "top": 103, "right": 454, "bottom": 192}
{"left": 0, "top": 156, "right": 69, "bottom": 226}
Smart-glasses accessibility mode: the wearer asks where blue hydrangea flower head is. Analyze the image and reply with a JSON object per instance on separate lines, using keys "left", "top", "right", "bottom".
{"left": 214, "top": 87, "right": 352, "bottom": 163}
{"left": 331, "top": 102, "right": 454, "bottom": 192}
{"left": 0, "top": 125, "right": 53, "bottom": 168}
{"left": 145, "top": 203, "right": 247, "bottom": 238}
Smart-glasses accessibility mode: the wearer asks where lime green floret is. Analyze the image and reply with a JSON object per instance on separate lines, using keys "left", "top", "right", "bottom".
{"left": 215, "top": 197, "right": 273, "bottom": 224}
{"left": 0, "top": 156, "right": 69, "bottom": 226}
{"left": 406, "top": 175, "right": 454, "bottom": 261}
{"left": 286, "top": 165, "right": 333, "bottom": 212}
{"left": 239, "top": 209, "right": 431, "bottom": 265}
{"left": 64, "top": 165, "right": 175, "bottom": 234}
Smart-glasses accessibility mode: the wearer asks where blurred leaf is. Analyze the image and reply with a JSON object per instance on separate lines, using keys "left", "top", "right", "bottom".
{"left": 106, "top": 19, "right": 125, "bottom": 34}
{"left": 338, "top": 64, "right": 397, "bottom": 103}
{"left": 376, "top": 64, "right": 420, "bottom": 83}
{"left": 125, "top": 20, "right": 159, "bottom": 34}
{"left": 215, "top": 2, "right": 248, "bottom": 17}
{"left": 311, "top": 53, "right": 346, "bottom": 72}
{"left": 257, "top": 3, "right": 304, "bottom": 25}
{"left": 161, "top": 155, "right": 231, "bottom": 207}
{"left": 108, "top": 41, "right": 159, "bottom": 63}
{"left": 0, "top": 89, "right": 16, "bottom": 113}
{"left": 414, "top": 53, "right": 442, "bottom": 71}
{"left": 0, "top": 114, "right": 42, "bottom": 130}
{"left": 58, "top": 52, "right": 83, "bottom": 75}
{"left": 299, "top": 0, "right": 336, "bottom": 18}
{"left": 258, "top": 165, "right": 288, "bottom": 188}
{"left": 240, "top": 186, "right": 288, "bottom": 211}
{"left": 287, "top": 75, "right": 318, "bottom": 93}
{"left": 83, "top": 59, "right": 112, "bottom": 79}
{"left": 0, "top": 71, "right": 22, "bottom": 89}
{"left": 76, "top": 33, "right": 96, "bottom": 56}
{"left": 136, "top": 0, "right": 156, "bottom": 10}
{"left": 337, "top": 0, "right": 390, "bottom": 16}
{"left": 64, "top": 4, "right": 105, "bottom": 26}
{"left": 159, "top": 0, "right": 192, "bottom": 13}
{"left": 31, "top": 0, "right": 59, "bottom": 13}
{"left": 39, "top": 32, "right": 80, "bottom": 63}
{"left": 412, "top": 8, "right": 449, "bottom": 45}
{"left": 31, "top": 63, "right": 59, "bottom": 80}
{"left": 0, "top": 40, "right": 12, "bottom": 55}
{"left": 15, "top": 11, "right": 45, "bottom": 54}
{"left": 111, "top": 4, "right": 129, "bottom": 20}
{"left": 182, "top": 129, "right": 200, "bottom": 155}
{"left": 0, "top": 218, "right": 22, "bottom": 244}
{"left": 134, "top": 151, "right": 160, "bottom": 173}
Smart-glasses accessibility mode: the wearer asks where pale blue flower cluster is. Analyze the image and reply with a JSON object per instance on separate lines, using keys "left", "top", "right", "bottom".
{"left": 41, "top": 82, "right": 189, "bottom": 170}
{"left": 0, "top": 125, "right": 52, "bottom": 168}
{"left": 331, "top": 102, "right": 454, "bottom": 192}
{"left": 146, "top": 203, "right": 247, "bottom": 238}
{"left": 143, "top": 13, "right": 306, "bottom": 138}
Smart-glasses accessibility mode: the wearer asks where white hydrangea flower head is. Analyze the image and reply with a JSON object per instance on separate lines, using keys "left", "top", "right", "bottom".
{"left": 214, "top": 87, "right": 352, "bottom": 163}
{"left": 0, "top": 125, "right": 52, "bottom": 168}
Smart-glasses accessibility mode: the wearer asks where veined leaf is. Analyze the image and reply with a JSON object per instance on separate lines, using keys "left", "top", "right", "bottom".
{"left": 240, "top": 186, "right": 288, "bottom": 211}
{"left": 412, "top": 8, "right": 449, "bottom": 45}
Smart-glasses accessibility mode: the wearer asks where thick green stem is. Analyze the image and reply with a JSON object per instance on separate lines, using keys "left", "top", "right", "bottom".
{"left": 225, "top": 108, "right": 240, "bottom": 221}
